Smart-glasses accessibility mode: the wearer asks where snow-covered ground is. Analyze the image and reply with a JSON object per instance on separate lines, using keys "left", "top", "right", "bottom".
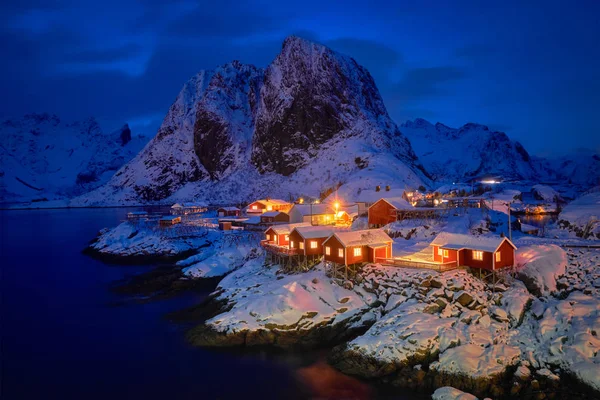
{"left": 88, "top": 220, "right": 216, "bottom": 260}
{"left": 558, "top": 188, "right": 600, "bottom": 239}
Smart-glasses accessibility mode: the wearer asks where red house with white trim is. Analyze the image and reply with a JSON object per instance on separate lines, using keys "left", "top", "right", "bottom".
{"left": 430, "top": 232, "right": 516, "bottom": 270}
{"left": 323, "top": 229, "right": 393, "bottom": 266}
{"left": 368, "top": 197, "right": 414, "bottom": 228}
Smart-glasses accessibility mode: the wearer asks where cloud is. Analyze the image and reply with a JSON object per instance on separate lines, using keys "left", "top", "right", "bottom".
{"left": 393, "top": 66, "right": 468, "bottom": 100}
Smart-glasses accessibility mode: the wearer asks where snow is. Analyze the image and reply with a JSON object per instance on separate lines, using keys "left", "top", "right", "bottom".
{"left": 432, "top": 387, "right": 478, "bottom": 400}
{"left": 431, "top": 344, "right": 521, "bottom": 378}
{"left": 0, "top": 114, "right": 147, "bottom": 203}
{"left": 330, "top": 229, "right": 392, "bottom": 247}
{"left": 430, "top": 232, "right": 513, "bottom": 253}
{"left": 294, "top": 225, "right": 345, "bottom": 239}
{"left": 532, "top": 184, "right": 561, "bottom": 202}
{"left": 206, "top": 260, "right": 372, "bottom": 333}
{"left": 515, "top": 245, "right": 567, "bottom": 296}
{"left": 558, "top": 189, "right": 600, "bottom": 238}
{"left": 377, "top": 197, "right": 414, "bottom": 210}
{"left": 268, "top": 222, "right": 311, "bottom": 235}
{"left": 90, "top": 220, "right": 214, "bottom": 258}
{"left": 182, "top": 241, "right": 259, "bottom": 278}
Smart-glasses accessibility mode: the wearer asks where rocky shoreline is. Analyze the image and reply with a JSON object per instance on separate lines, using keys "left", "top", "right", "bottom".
{"left": 89, "top": 223, "right": 600, "bottom": 399}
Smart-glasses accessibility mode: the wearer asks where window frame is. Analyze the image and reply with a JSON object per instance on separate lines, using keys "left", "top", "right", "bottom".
{"left": 443, "top": 249, "right": 449, "bottom": 258}
{"left": 473, "top": 250, "right": 483, "bottom": 261}
{"left": 310, "top": 241, "right": 318, "bottom": 249}
{"left": 299, "top": 242, "right": 304, "bottom": 250}
{"left": 325, "top": 246, "right": 331, "bottom": 256}
{"left": 338, "top": 248, "right": 344, "bottom": 258}
{"left": 353, "top": 247, "right": 362, "bottom": 257}
{"left": 495, "top": 252, "right": 501, "bottom": 262}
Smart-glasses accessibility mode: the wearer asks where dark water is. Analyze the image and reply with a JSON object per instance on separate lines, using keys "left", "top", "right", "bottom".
{"left": 518, "top": 214, "right": 559, "bottom": 229}
{"left": 0, "top": 208, "right": 424, "bottom": 400}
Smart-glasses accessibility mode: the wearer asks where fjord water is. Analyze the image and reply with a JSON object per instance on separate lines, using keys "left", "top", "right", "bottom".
{"left": 0, "top": 208, "right": 422, "bottom": 400}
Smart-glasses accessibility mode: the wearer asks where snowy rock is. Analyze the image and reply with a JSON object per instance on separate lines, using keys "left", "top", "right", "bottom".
{"left": 431, "top": 343, "right": 521, "bottom": 379}
{"left": 455, "top": 291, "right": 474, "bottom": 307}
{"left": 516, "top": 245, "right": 567, "bottom": 296}
{"left": 431, "top": 386, "right": 478, "bottom": 400}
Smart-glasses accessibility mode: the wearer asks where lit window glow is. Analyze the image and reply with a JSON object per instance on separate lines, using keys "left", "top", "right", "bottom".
{"left": 300, "top": 242, "right": 304, "bottom": 250}
{"left": 310, "top": 241, "right": 318, "bottom": 249}
{"left": 325, "top": 246, "right": 331, "bottom": 255}
{"left": 473, "top": 250, "right": 483, "bottom": 261}
{"left": 267, "top": 205, "right": 273, "bottom": 211}
{"left": 266, "top": 234, "right": 270, "bottom": 240}
{"left": 285, "top": 235, "right": 289, "bottom": 241}
{"left": 252, "top": 205, "right": 258, "bottom": 210}
{"left": 338, "top": 248, "right": 343, "bottom": 258}
{"left": 353, "top": 247, "right": 362, "bottom": 257}
{"left": 437, "top": 247, "right": 443, "bottom": 256}
{"left": 495, "top": 252, "right": 501, "bottom": 262}
{"left": 443, "top": 249, "right": 449, "bottom": 258}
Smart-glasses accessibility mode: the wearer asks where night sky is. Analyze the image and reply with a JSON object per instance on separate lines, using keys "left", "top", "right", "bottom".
{"left": 2, "top": 0, "right": 599, "bottom": 157}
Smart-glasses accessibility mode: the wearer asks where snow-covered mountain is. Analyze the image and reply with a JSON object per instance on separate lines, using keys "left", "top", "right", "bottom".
{"left": 541, "top": 149, "right": 600, "bottom": 187}
{"left": 0, "top": 113, "right": 147, "bottom": 203}
{"left": 74, "top": 36, "right": 429, "bottom": 206}
{"left": 400, "top": 118, "right": 539, "bottom": 183}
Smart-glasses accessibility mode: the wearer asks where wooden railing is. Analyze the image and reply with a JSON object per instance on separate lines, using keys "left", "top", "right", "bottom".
{"left": 260, "top": 240, "right": 302, "bottom": 256}
{"left": 375, "top": 257, "right": 458, "bottom": 272}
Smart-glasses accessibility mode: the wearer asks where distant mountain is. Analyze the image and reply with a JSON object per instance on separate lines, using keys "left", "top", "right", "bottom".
{"left": 399, "top": 118, "right": 539, "bottom": 182}
{"left": 73, "top": 36, "right": 429, "bottom": 206}
{"left": 541, "top": 149, "right": 600, "bottom": 187}
{"left": 0, "top": 113, "right": 147, "bottom": 203}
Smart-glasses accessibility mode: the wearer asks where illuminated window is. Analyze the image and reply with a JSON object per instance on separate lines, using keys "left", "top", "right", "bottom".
{"left": 310, "top": 241, "right": 318, "bottom": 249}
{"left": 266, "top": 234, "right": 270, "bottom": 240}
{"left": 267, "top": 205, "right": 273, "bottom": 211}
{"left": 274, "top": 235, "right": 278, "bottom": 243}
{"left": 325, "top": 246, "right": 331, "bottom": 255}
{"left": 473, "top": 251, "right": 483, "bottom": 261}
{"left": 285, "top": 235, "right": 289, "bottom": 241}
{"left": 299, "top": 242, "right": 304, "bottom": 250}
{"left": 437, "top": 248, "right": 443, "bottom": 256}
{"left": 290, "top": 241, "right": 295, "bottom": 248}
{"left": 353, "top": 247, "right": 362, "bottom": 257}
{"left": 495, "top": 252, "right": 501, "bottom": 262}
{"left": 252, "top": 205, "right": 258, "bottom": 210}
{"left": 338, "top": 249, "right": 344, "bottom": 258}
{"left": 443, "top": 249, "right": 449, "bottom": 258}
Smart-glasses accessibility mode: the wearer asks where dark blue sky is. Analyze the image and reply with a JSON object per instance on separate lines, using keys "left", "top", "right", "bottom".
{"left": 1, "top": 0, "right": 599, "bottom": 156}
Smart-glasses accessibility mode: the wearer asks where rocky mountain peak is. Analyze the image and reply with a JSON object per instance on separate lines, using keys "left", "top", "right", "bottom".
{"left": 117, "top": 124, "right": 132, "bottom": 146}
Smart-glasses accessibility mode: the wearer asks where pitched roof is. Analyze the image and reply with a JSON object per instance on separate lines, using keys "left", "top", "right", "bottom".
{"left": 218, "top": 206, "right": 240, "bottom": 211}
{"left": 371, "top": 197, "right": 414, "bottom": 210}
{"left": 266, "top": 222, "right": 311, "bottom": 235}
{"left": 292, "top": 226, "right": 342, "bottom": 240}
{"left": 290, "top": 203, "right": 335, "bottom": 216}
{"left": 261, "top": 211, "right": 286, "bottom": 217}
{"left": 252, "top": 198, "right": 290, "bottom": 206}
{"left": 355, "top": 188, "right": 407, "bottom": 203}
{"left": 171, "top": 202, "right": 207, "bottom": 208}
{"left": 430, "top": 232, "right": 516, "bottom": 253}
{"left": 329, "top": 229, "right": 393, "bottom": 247}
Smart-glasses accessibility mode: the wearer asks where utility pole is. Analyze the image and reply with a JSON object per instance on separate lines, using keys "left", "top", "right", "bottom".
{"left": 507, "top": 201, "right": 512, "bottom": 241}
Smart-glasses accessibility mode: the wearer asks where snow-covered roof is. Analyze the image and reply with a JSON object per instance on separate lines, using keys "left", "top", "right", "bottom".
{"left": 252, "top": 198, "right": 290, "bottom": 207}
{"left": 266, "top": 222, "right": 311, "bottom": 235}
{"left": 430, "top": 232, "right": 516, "bottom": 253}
{"left": 160, "top": 215, "right": 181, "bottom": 221}
{"left": 171, "top": 202, "right": 207, "bottom": 208}
{"left": 218, "top": 206, "right": 240, "bottom": 211}
{"left": 355, "top": 188, "right": 407, "bottom": 203}
{"left": 292, "top": 226, "right": 341, "bottom": 240}
{"left": 371, "top": 197, "right": 414, "bottom": 210}
{"left": 290, "top": 203, "right": 335, "bottom": 216}
{"left": 261, "top": 211, "right": 286, "bottom": 217}
{"left": 329, "top": 229, "right": 392, "bottom": 247}
{"left": 128, "top": 211, "right": 148, "bottom": 215}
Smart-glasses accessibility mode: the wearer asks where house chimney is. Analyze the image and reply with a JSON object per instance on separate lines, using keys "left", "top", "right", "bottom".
{"left": 375, "top": 185, "right": 380, "bottom": 192}
{"left": 385, "top": 185, "right": 390, "bottom": 192}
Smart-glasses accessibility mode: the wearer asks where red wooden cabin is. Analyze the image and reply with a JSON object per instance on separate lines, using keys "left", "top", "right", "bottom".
{"left": 368, "top": 198, "right": 414, "bottom": 228}
{"left": 289, "top": 226, "right": 340, "bottom": 256}
{"left": 430, "top": 232, "right": 516, "bottom": 270}
{"left": 263, "top": 223, "right": 310, "bottom": 247}
{"left": 322, "top": 229, "right": 393, "bottom": 266}
{"left": 247, "top": 199, "right": 292, "bottom": 214}
{"left": 217, "top": 206, "right": 241, "bottom": 217}
{"left": 260, "top": 211, "right": 290, "bottom": 224}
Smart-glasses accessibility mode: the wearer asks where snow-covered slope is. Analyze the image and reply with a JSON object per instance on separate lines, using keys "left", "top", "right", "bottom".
{"left": 0, "top": 113, "right": 147, "bottom": 203}
{"left": 73, "top": 36, "right": 429, "bottom": 206}
{"left": 400, "top": 118, "right": 538, "bottom": 183}
{"left": 541, "top": 148, "right": 600, "bottom": 187}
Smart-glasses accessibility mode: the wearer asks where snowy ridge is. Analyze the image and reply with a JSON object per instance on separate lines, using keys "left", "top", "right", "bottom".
{"left": 0, "top": 113, "right": 146, "bottom": 202}
{"left": 400, "top": 118, "right": 538, "bottom": 182}
{"left": 72, "top": 36, "right": 429, "bottom": 206}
